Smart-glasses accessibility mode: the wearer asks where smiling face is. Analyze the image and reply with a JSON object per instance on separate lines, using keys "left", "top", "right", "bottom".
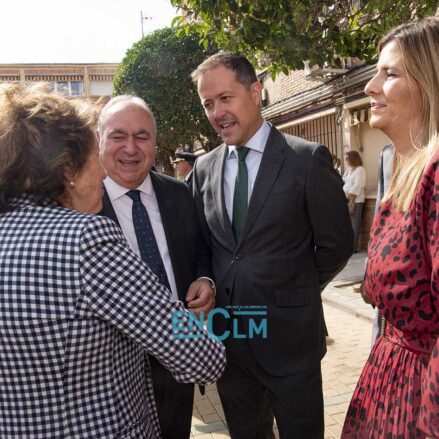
{"left": 197, "top": 65, "right": 263, "bottom": 146}
{"left": 98, "top": 103, "right": 156, "bottom": 189}
{"left": 364, "top": 40, "right": 422, "bottom": 152}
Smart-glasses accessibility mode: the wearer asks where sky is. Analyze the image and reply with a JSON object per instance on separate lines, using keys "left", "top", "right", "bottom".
{"left": 0, "top": 0, "right": 178, "bottom": 64}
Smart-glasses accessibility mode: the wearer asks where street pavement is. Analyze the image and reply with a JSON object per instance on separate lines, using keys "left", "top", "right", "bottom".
{"left": 190, "top": 252, "right": 373, "bottom": 439}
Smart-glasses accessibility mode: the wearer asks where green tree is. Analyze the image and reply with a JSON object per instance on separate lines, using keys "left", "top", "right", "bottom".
{"left": 113, "top": 27, "right": 219, "bottom": 173}
{"left": 171, "top": 0, "right": 439, "bottom": 76}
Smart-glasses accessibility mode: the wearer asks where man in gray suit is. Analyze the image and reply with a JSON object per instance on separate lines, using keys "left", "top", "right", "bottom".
{"left": 190, "top": 53, "right": 353, "bottom": 438}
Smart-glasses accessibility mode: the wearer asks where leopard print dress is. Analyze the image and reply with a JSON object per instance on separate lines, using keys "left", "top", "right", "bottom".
{"left": 420, "top": 337, "right": 439, "bottom": 437}
{"left": 342, "top": 154, "right": 439, "bottom": 438}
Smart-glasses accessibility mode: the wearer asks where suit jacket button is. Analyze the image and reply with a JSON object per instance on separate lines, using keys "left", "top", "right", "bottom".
{"left": 235, "top": 253, "right": 242, "bottom": 260}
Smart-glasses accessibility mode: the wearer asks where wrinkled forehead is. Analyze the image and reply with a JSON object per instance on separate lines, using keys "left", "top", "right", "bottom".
{"left": 103, "top": 102, "right": 147, "bottom": 123}
{"left": 101, "top": 102, "right": 156, "bottom": 135}
{"left": 197, "top": 66, "right": 243, "bottom": 99}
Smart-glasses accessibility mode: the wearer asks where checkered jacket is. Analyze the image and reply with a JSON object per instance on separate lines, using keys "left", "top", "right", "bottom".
{"left": 0, "top": 195, "right": 225, "bottom": 438}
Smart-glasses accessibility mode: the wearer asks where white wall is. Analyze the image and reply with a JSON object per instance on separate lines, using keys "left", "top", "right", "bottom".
{"left": 89, "top": 80, "right": 113, "bottom": 96}
{"left": 355, "top": 122, "right": 391, "bottom": 194}
{"left": 342, "top": 99, "right": 391, "bottom": 195}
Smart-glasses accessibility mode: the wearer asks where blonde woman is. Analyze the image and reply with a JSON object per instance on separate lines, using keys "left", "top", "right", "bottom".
{"left": 342, "top": 17, "right": 439, "bottom": 438}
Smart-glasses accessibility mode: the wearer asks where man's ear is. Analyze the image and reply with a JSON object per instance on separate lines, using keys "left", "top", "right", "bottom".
{"left": 250, "top": 81, "right": 262, "bottom": 106}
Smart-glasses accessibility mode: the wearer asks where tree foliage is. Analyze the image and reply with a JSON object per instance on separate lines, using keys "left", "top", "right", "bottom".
{"left": 113, "top": 27, "right": 219, "bottom": 171}
{"left": 171, "top": 0, "right": 439, "bottom": 76}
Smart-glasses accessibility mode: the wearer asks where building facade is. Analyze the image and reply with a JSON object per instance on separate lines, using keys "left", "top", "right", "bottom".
{"left": 0, "top": 63, "right": 118, "bottom": 99}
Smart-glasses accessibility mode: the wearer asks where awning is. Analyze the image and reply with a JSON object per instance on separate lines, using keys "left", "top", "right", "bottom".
{"left": 350, "top": 107, "right": 370, "bottom": 126}
{"left": 25, "top": 75, "right": 83, "bottom": 82}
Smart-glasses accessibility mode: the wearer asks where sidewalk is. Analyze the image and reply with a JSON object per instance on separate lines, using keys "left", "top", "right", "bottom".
{"left": 190, "top": 252, "right": 375, "bottom": 438}
{"left": 322, "top": 251, "right": 375, "bottom": 323}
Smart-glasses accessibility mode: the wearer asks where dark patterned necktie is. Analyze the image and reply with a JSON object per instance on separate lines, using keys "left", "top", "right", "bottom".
{"left": 127, "top": 190, "right": 170, "bottom": 289}
{"left": 232, "top": 147, "right": 250, "bottom": 242}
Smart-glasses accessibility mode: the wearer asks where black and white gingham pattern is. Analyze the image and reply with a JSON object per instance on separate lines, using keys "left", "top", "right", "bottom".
{"left": 0, "top": 195, "right": 225, "bottom": 438}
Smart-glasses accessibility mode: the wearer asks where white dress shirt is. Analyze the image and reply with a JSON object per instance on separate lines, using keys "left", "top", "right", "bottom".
{"left": 104, "top": 175, "right": 179, "bottom": 300}
{"left": 224, "top": 121, "right": 271, "bottom": 222}
{"left": 342, "top": 166, "right": 366, "bottom": 203}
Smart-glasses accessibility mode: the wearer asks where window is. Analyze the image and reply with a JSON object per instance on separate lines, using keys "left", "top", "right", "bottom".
{"left": 70, "top": 82, "right": 83, "bottom": 96}
{"left": 52, "top": 81, "right": 84, "bottom": 96}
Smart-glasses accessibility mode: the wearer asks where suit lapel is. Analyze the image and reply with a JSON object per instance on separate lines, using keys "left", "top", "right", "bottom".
{"left": 239, "top": 128, "right": 287, "bottom": 244}
{"left": 150, "top": 172, "right": 174, "bottom": 253}
{"left": 211, "top": 145, "right": 236, "bottom": 249}
{"left": 100, "top": 189, "right": 121, "bottom": 227}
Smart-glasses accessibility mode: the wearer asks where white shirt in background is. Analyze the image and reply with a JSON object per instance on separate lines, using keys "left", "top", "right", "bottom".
{"left": 343, "top": 166, "right": 366, "bottom": 203}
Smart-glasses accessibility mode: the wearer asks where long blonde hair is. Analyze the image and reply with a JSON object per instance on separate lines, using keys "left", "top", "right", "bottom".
{"left": 379, "top": 17, "right": 439, "bottom": 211}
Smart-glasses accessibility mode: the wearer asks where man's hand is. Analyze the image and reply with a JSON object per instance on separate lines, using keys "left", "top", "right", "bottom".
{"left": 186, "top": 279, "right": 215, "bottom": 318}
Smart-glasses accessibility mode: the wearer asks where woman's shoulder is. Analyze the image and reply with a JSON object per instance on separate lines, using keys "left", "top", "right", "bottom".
{"left": 427, "top": 150, "right": 439, "bottom": 175}
{"left": 34, "top": 206, "right": 123, "bottom": 243}
{"left": 420, "top": 150, "right": 439, "bottom": 187}
{"left": 415, "top": 150, "right": 439, "bottom": 218}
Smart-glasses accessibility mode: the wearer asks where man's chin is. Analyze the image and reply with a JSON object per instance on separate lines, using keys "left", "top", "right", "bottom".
{"left": 112, "top": 173, "right": 147, "bottom": 189}
{"left": 220, "top": 135, "right": 238, "bottom": 146}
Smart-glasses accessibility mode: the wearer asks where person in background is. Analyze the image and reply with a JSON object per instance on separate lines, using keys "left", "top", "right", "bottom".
{"left": 342, "top": 17, "right": 439, "bottom": 438}
{"left": 0, "top": 83, "right": 225, "bottom": 439}
{"left": 172, "top": 150, "right": 197, "bottom": 184}
{"left": 331, "top": 153, "right": 342, "bottom": 174}
{"left": 98, "top": 95, "right": 216, "bottom": 439}
{"left": 342, "top": 150, "right": 366, "bottom": 252}
{"left": 191, "top": 52, "right": 353, "bottom": 439}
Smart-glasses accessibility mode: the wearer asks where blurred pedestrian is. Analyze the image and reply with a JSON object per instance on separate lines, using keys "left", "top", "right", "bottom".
{"left": 343, "top": 150, "right": 366, "bottom": 252}
{"left": 172, "top": 150, "right": 197, "bottom": 184}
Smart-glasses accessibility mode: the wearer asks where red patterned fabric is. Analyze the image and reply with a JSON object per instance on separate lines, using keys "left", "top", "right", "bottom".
{"left": 342, "top": 153, "right": 439, "bottom": 438}
{"left": 421, "top": 338, "right": 439, "bottom": 437}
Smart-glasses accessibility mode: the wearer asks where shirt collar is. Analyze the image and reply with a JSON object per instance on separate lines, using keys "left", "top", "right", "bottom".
{"left": 104, "top": 174, "right": 153, "bottom": 202}
{"left": 227, "top": 120, "right": 271, "bottom": 158}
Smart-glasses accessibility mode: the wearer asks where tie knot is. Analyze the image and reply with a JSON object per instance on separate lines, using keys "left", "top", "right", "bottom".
{"left": 235, "top": 147, "right": 249, "bottom": 162}
{"left": 127, "top": 189, "right": 142, "bottom": 202}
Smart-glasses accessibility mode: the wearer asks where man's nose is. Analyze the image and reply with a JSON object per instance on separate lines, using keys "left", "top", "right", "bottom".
{"left": 124, "top": 136, "right": 137, "bottom": 154}
{"left": 213, "top": 104, "right": 226, "bottom": 121}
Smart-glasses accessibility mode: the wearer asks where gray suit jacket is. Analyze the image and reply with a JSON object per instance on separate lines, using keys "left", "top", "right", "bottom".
{"left": 374, "top": 144, "right": 394, "bottom": 214}
{"left": 192, "top": 126, "right": 353, "bottom": 376}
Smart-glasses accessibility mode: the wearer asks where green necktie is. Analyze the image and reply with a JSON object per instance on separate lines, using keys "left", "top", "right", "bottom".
{"left": 232, "top": 147, "right": 250, "bottom": 242}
